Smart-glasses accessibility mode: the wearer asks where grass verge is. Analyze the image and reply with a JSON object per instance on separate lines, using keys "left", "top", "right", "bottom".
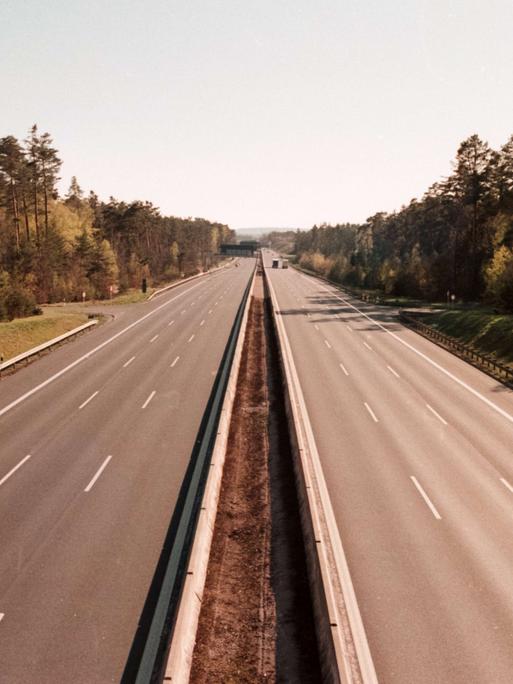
{"left": 0, "top": 311, "right": 89, "bottom": 362}
{"left": 422, "top": 309, "right": 513, "bottom": 366}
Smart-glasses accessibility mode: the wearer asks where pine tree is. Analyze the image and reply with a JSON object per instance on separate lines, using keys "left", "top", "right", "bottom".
{"left": 0, "top": 136, "right": 24, "bottom": 253}
{"left": 37, "top": 131, "right": 61, "bottom": 238}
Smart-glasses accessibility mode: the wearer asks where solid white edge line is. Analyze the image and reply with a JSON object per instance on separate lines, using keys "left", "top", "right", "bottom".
{"left": 426, "top": 403, "right": 448, "bottom": 426}
{"left": 301, "top": 274, "right": 513, "bottom": 427}
{"left": 170, "top": 356, "right": 180, "bottom": 368}
{"left": 324, "top": 339, "right": 332, "bottom": 349}
{"left": 410, "top": 476, "right": 442, "bottom": 520}
{"left": 84, "top": 455, "right": 112, "bottom": 493}
{"left": 142, "top": 390, "right": 156, "bottom": 409}
{"left": 387, "top": 365, "right": 400, "bottom": 378}
{"left": 267, "top": 267, "right": 378, "bottom": 683}
{"left": 339, "top": 362, "right": 349, "bottom": 376}
{"left": 499, "top": 477, "right": 513, "bottom": 494}
{"left": 123, "top": 356, "right": 136, "bottom": 368}
{"left": 364, "top": 402, "right": 379, "bottom": 423}
{"left": 78, "top": 391, "right": 99, "bottom": 410}
{"left": 0, "top": 454, "right": 31, "bottom": 487}
{"left": 0, "top": 280, "right": 205, "bottom": 420}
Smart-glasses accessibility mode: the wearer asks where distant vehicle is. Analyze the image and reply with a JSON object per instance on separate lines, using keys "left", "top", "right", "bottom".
{"left": 272, "top": 259, "right": 280, "bottom": 269}
{"left": 282, "top": 259, "right": 289, "bottom": 269}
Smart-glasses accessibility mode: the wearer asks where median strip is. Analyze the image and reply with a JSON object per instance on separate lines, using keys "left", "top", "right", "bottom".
{"left": 189, "top": 269, "right": 320, "bottom": 682}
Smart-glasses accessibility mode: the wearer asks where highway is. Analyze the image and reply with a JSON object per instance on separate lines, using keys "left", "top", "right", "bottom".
{"left": 264, "top": 252, "right": 513, "bottom": 684}
{"left": 0, "top": 259, "right": 254, "bottom": 684}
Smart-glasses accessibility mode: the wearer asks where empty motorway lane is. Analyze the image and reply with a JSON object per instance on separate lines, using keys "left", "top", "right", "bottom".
{"left": 0, "top": 259, "right": 254, "bottom": 684}
{"left": 265, "top": 252, "right": 513, "bottom": 684}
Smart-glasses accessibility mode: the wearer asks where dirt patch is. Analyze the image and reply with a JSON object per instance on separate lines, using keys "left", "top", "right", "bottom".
{"left": 190, "top": 274, "right": 321, "bottom": 683}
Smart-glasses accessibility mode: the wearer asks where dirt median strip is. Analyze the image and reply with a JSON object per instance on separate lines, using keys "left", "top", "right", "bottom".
{"left": 190, "top": 275, "right": 321, "bottom": 683}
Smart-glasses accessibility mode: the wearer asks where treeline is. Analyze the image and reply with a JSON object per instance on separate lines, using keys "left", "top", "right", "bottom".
{"left": 295, "top": 134, "right": 513, "bottom": 309}
{"left": 0, "top": 126, "right": 235, "bottom": 320}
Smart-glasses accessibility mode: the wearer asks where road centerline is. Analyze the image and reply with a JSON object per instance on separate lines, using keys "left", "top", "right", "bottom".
{"left": 364, "top": 402, "right": 379, "bottom": 423}
{"left": 79, "top": 391, "right": 99, "bottom": 410}
{"left": 426, "top": 403, "right": 448, "bottom": 425}
{"left": 410, "top": 476, "right": 442, "bottom": 520}
{"left": 142, "top": 391, "right": 156, "bottom": 409}
{"left": 84, "top": 455, "right": 112, "bottom": 493}
{"left": 499, "top": 477, "right": 513, "bottom": 494}
{"left": 0, "top": 454, "right": 31, "bottom": 487}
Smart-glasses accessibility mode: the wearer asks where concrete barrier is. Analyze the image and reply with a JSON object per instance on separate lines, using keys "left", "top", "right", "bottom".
{"left": 264, "top": 268, "right": 378, "bottom": 684}
{"left": 161, "top": 266, "right": 256, "bottom": 682}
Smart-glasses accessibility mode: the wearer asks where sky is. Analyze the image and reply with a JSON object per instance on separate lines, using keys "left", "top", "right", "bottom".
{"left": 1, "top": 0, "right": 512, "bottom": 230}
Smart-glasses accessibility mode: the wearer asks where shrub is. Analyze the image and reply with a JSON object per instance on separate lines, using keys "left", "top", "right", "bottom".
{"left": 3, "top": 287, "right": 37, "bottom": 320}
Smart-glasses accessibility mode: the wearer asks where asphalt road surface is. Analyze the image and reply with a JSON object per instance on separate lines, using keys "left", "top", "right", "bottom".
{"left": 264, "top": 251, "right": 513, "bottom": 684}
{"left": 0, "top": 259, "right": 254, "bottom": 684}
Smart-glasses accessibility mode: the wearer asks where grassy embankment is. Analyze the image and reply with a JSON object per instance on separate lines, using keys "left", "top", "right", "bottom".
{"left": 423, "top": 309, "right": 513, "bottom": 367}
{"left": 0, "top": 310, "right": 89, "bottom": 362}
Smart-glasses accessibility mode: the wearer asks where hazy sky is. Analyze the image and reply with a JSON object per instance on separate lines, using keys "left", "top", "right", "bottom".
{"left": 1, "top": 0, "right": 512, "bottom": 229}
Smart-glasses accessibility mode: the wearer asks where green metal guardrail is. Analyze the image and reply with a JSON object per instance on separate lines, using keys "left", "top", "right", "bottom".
{"left": 399, "top": 311, "right": 513, "bottom": 386}
{"left": 121, "top": 268, "right": 254, "bottom": 684}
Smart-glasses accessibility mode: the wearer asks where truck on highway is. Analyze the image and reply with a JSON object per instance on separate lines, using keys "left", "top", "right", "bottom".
{"left": 272, "top": 259, "right": 280, "bottom": 269}
{"left": 282, "top": 259, "right": 289, "bottom": 269}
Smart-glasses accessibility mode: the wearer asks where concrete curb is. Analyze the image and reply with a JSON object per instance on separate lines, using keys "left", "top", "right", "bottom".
{"left": 163, "top": 266, "right": 256, "bottom": 682}
{"left": 0, "top": 320, "right": 98, "bottom": 375}
{"left": 264, "top": 267, "right": 378, "bottom": 684}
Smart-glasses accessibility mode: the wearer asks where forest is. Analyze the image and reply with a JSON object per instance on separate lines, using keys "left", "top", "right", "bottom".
{"left": 294, "top": 134, "right": 513, "bottom": 310}
{"left": 0, "top": 126, "right": 235, "bottom": 320}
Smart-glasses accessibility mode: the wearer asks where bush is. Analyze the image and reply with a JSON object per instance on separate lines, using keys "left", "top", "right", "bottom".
{"left": 3, "top": 287, "right": 37, "bottom": 320}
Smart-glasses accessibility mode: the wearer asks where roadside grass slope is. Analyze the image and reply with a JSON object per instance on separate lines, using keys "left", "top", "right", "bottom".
{"left": 425, "top": 309, "right": 513, "bottom": 366}
{"left": 0, "top": 310, "right": 89, "bottom": 361}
